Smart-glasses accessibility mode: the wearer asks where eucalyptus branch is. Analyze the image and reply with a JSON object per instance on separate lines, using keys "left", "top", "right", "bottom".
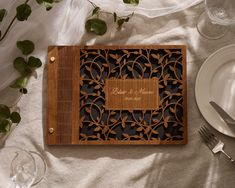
{"left": 85, "top": 0, "right": 137, "bottom": 35}
{"left": 0, "top": 0, "right": 59, "bottom": 42}
{"left": 0, "top": 0, "right": 31, "bottom": 42}
{"left": 0, "top": 0, "right": 59, "bottom": 132}
{"left": 0, "top": 16, "right": 16, "bottom": 42}
{"left": 87, "top": 0, "right": 96, "bottom": 8}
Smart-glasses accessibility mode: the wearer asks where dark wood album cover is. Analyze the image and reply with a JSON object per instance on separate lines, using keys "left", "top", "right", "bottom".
{"left": 47, "top": 45, "right": 187, "bottom": 145}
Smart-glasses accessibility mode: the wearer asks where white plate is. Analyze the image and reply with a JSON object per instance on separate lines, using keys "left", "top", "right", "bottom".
{"left": 195, "top": 44, "right": 235, "bottom": 137}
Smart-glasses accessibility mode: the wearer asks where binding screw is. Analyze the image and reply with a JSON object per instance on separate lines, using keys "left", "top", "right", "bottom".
{"left": 48, "top": 128, "right": 54, "bottom": 134}
{"left": 50, "top": 56, "right": 56, "bottom": 63}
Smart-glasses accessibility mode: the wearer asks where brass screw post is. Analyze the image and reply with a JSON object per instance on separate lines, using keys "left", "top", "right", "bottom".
{"left": 50, "top": 56, "right": 56, "bottom": 63}
{"left": 48, "top": 128, "right": 54, "bottom": 134}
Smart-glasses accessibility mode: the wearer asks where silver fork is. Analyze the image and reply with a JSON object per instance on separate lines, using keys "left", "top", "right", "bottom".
{"left": 199, "top": 126, "right": 235, "bottom": 165}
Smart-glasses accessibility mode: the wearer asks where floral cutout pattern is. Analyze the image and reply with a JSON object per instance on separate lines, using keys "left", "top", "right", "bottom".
{"left": 79, "top": 47, "right": 186, "bottom": 144}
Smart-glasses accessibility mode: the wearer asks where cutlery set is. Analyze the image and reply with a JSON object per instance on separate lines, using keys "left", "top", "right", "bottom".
{"left": 199, "top": 101, "right": 235, "bottom": 165}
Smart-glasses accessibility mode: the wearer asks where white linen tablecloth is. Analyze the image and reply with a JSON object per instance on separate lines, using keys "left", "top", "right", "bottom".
{"left": 1, "top": 0, "right": 235, "bottom": 187}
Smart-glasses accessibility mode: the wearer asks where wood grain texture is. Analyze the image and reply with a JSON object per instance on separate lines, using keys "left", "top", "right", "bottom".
{"left": 47, "top": 46, "right": 80, "bottom": 145}
{"left": 105, "top": 79, "right": 159, "bottom": 110}
{"left": 47, "top": 45, "right": 187, "bottom": 145}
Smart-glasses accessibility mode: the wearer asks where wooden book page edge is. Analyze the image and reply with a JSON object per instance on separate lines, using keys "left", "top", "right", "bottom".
{"left": 47, "top": 46, "right": 59, "bottom": 145}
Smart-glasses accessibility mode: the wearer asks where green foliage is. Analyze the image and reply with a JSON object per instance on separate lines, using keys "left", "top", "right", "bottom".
{"left": 36, "top": 0, "right": 59, "bottom": 11}
{"left": 0, "top": 9, "right": 7, "bottom": 38}
{"left": 0, "top": 104, "right": 10, "bottom": 119}
{"left": 11, "top": 40, "right": 42, "bottom": 94}
{"left": 0, "top": 0, "right": 59, "bottom": 42}
{"left": 28, "top": 56, "right": 42, "bottom": 68}
{"left": 0, "top": 0, "right": 58, "bottom": 133}
{"left": 92, "top": 7, "right": 100, "bottom": 16}
{"left": 85, "top": 18, "right": 107, "bottom": 35}
{"left": 0, "top": 119, "right": 11, "bottom": 132}
{"left": 123, "top": 0, "right": 139, "bottom": 5}
{"left": 13, "top": 57, "right": 32, "bottom": 76}
{"left": 85, "top": 1, "right": 135, "bottom": 35}
{"left": 117, "top": 17, "right": 129, "bottom": 29}
{"left": 10, "top": 112, "right": 21, "bottom": 123}
{"left": 0, "top": 9, "right": 6, "bottom": 22}
{"left": 0, "top": 104, "right": 21, "bottom": 132}
{"left": 113, "top": 12, "right": 117, "bottom": 22}
{"left": 11, "top": 76, "right": 29, "bottom": 89}
{"left": 17, "top": 40, "right": 35, "bottom": 55}
{"left": 16, "top": 4, "right": 32, "bottom": 21}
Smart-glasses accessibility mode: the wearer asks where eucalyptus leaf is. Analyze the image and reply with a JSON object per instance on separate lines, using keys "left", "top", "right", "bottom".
{"left": 10, "top": 112, "right": 21, "bottom": 123}
{"left": 19, "top": 88, "right": 28, "bottom": 94}
{"left": 92, "top": 7, "right": 100, "bottom": 16}
{"left": 85, "top": 18, "right": 107, "bottom": 35}
{"left": 113, "top": 12, "right": 117, "bottom": 22}
{"left": 117, "top": 19, "right": 125, "bottom": 29}
{"left": 0, "top": 119, "right": 11, "bottom": 132}
{"left": 44, "top": 3, "right": 53, "bottom": 11}
{"left": 36, "top": 0, "right": 54, "bottom": 6}
{"left": 43, "top": 0, "right": 54, "bottom": 3}
{"left": 11, "top": 76, "right": 29, "bottom": 89}
{"left": 40, "top": 1, "right": 54, "bottom": 11}
{"left": 36, "top": 0, "right": 44, "bottom": 4}
{"left": 16, "top": 4, "right": 32, "bottom": 21}
{"left": 28, "top": 56, "right": 42, "bottom": 68}
{"left": 125, "top": 17, "right": 129, "bottom": 22}
{"left": 0, "top": 104, "right": 10, "bottom": 119}
{"left": 0, "top": 9, "right": 7, "bottom": 22}
{"left": 14, "top": 57, "right": 32, "bottom": 76}
{"left": 17, "top": 40, "right": 35, "bottom": 55}
{"left": 123, "top": 0, "right": 139, "bottom": 5}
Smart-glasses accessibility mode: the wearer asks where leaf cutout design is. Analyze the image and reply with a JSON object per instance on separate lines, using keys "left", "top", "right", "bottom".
{"left": 78, "top": 47, "right": 185, "bottom": 143}
{"left": 94, "top": 85, "right": 101, "bottom": 89}
{"left": 173, "top": 80, "right": 178, "bottom": 85}
{"left": 110, "top": 118, "right": 116, "bottom": 123}
{"left": 121, "top": 122, "right": 125, "bottom": 128}
{"left": 94, "top": 126, "right": 101, "bottom": 131}
{"left": 144, "top": 63, "right": 151, "bottom": 67}
{"left": 169, "top": 66, "right": 175, "bottom": 71}
{"left": 152, "top": 129, "right": 158, "bottom": 134}
{"left": 151, "top": 54, "right": 160, "bottom": 59}
{"left": 123, "top": 74, "right": 128, "bottom": 79}
{"left": 109, "top": 130, "right": 116, "bottom": 134}
{"left": 80, "top": 91, "right": 87, "bottom": 96}
{"left": 85, "top": 66, "right": 91, "bottom": 71}
{"left": 80, "top": 116, "right": 85, "bottom": 122}
{"left": 144, "top": 126, "right": 151, "bottom": 134}
{"left": 122, "top": 133, "right": 129, "bottom": 138}
{"left": 131, "top": 122, "right": 136, "bottom": 127}
{"left": 85, "top": 107, "right": 91, "bottom": 113}
{"left": 123, "top": 49, "right": 129, "bottom": 54}
{"left": 159, "top": 84, "right": 164, "bottom": 89}
{"left": 102, "top": 126, "right": 109, "bottom": 134}
{"left": 127, "top": 66, "right": 133, "bottom": 71}
{"left": 88, "top": 122, "right": 94, "bottom": 127}
{"left": 170, "top": 107, "right": 175, "bottom": 113}
{"left": 136, "top": 127, "right": 143, "bottom": 131}
{"left": 110, "top": 54, "right": 118, "bottom": 59}
{"left": 110, "top": 111, "right": 116, "bottom": 115}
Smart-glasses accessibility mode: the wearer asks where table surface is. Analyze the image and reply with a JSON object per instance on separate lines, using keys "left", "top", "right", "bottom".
{"left": 1, "top": 0, "right": 235, "bottom": 188}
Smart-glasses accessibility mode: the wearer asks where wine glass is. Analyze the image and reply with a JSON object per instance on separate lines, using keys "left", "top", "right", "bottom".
{"left": 0, "top": 146, "right": 47, "bottom": 188}
{"left": 197, "top": 0, "right": 235, "bottom": 40}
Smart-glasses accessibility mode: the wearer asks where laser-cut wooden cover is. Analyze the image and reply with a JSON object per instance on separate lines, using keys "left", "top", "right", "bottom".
{"left": 47, "top": 45, "right": 187, "bottom": 145}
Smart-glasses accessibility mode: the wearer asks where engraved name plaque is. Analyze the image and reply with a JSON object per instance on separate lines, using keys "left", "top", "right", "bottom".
{"left": 105, "top": 79, "right": 159, "bottom": 110}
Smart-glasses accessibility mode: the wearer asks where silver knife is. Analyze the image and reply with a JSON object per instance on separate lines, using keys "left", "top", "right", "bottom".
{"left": 209, "top": 101, "right": 235, "bottom": 126}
